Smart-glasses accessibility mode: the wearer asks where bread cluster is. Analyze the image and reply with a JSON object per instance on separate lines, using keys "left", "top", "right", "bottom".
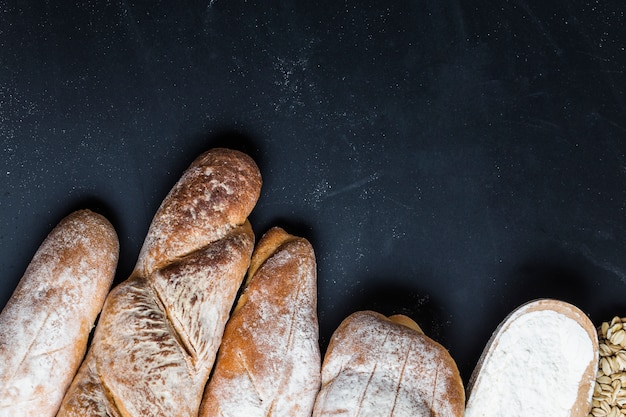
{"left": 0, "top": 148, "right": 605, "bottom": 417}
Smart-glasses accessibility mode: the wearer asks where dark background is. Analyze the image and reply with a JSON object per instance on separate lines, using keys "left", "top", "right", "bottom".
{"left": 1, "top": 0, "right": 625, "bottom": 382}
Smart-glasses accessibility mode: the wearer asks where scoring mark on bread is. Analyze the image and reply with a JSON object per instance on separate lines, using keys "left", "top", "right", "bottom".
{"left": 284, "top": 282, "right": 302, "bottom": 353}
{"left": 237, "top": 351, "right": 264, "bottom": 406}
{"left": 389, "top": 340, "right": 413, "bottom": 417}
{"left": 11, "top": 312, "right": 51, "bottom": 381}
{"left": 356, "top": 363, "right": 378, "bottom": 416}
{"left": 430, "top": 361, "right": 440, "bottom": 414}
{"left": 149, "top": 279, "right": 198, "bottom": 368}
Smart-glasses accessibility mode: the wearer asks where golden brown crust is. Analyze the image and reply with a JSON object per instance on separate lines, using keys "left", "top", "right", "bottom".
{"left": 135, "top": 148, "right": 262, "bottom": 278}
{"left": 58, "top": 148, "right": 262, "bottom": 417}
{"left": 54, "top": 351, "right": 120, "bottom": 417}
{"left": 0, "top": 209, "right": 118, "bottom": 417}
{"left": 388, "top": 314, "right": 423, "bottom": 334}
{"left": 312, "top": 310, "right": 465, "bottom": 417}
{"left": 245, "top": 226, "right": 294, "bottom": 282}
{"left": 199, "top": 227, "right": 321, "bottom": 417}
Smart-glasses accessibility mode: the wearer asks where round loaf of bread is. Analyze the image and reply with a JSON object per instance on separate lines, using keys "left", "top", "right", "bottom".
{"left": 312, "top": 310, "right": 465, "bottom": 417}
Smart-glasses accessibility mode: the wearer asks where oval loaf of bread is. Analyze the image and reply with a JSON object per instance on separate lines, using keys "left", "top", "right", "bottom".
{"left": 57, "top": 148, "right": 262, "bottom": 417}
{"left": 0, "top": 209, "right": 119, "bottom": 417}
{"left": 312, "top": 310, "right": 465, "bottom": 417}
{"left": 199, "top": 227, "right": 321, "bottom": 417}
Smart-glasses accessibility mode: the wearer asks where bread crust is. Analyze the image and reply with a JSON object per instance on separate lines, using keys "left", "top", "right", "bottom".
{"left": 312, "top": 310, "right": 465, "bottom": 417}
{"left": 0, "top": 209, "right": 119, "bottom": 417}
{"left": 57, "top": 148, "right": 262, "bottom": 417}
{"left": 136, "top": 147, "right": 262, "bottom": 278}
{"left": 199, "top": 227, "right": 321, "bottom": 417}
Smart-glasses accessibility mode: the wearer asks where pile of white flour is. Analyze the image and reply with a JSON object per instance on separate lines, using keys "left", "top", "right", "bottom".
{"left": 465, "top": 309, "right": 595, "bottom": 417}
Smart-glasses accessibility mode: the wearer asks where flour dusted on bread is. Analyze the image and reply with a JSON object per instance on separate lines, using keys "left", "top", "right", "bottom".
{"left": 0, "top": 210, "right": 118, "bottom": 417}
{"left": 136, "top": 148, "right": 262, "bottom": 278}
{"left": 57, "top": 148, "right": 262, "bottom": 417}
{"left": 200, "top": 227, "right": 321, "bottom": 417}
{"left": 312, "top": 310, "right": 465, "bottom": 417}
{"left": 465, "top": 299, "right": 598, "bottom": 417}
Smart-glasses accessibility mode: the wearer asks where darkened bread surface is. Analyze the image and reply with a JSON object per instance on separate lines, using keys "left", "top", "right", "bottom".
{"left": 0, "top": 209, "right": 119, "bottom": 417}
{"left": 136, "top": 147, "right": 262, "bottom": 278}
{"left": 57, "top": 148, "right": 262, "bottom": 417}
{"left": 312, "top": 310, "right": 465, "bottom": 417}
{"left": 199, "top": 227, "right": 321, "bottom": 417}
{"left": 465, "top": 298, "right": 598, "bottom": 417}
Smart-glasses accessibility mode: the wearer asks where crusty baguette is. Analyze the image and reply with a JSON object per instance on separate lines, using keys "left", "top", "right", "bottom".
{"left": 0, "top": 209, "right": 119, "bottom": 417}
{"left": 57, "top": 148, "right": 262, "bottom": 417}
{"left": 465, "top": 298, "right": 598, "bottom": 417}
{"left": 199, "top": 227, "right": 321, "bottom": 417}
{"left": 312, "top": 310, "right": 465, "bottom": 417}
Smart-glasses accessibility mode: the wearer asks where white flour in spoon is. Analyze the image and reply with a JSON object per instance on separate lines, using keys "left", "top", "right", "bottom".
{"left": 465, "top": 309, "right": 595, "bottom": 417}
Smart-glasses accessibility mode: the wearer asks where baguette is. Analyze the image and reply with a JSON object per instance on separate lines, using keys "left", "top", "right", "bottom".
{"left": 0, "top": 210, "right": 118, "bottom": 417}
{"left": 57, "top": 148, "right": 262, "bottom": 417}
{"left": 465, "top": 298, "right": 598, "bottom": 417}
{"left": 199, "top": 227, "right": 321, "bottom": 417}
{"left": 312, "top": 310, "right": 465, "bottom": 417}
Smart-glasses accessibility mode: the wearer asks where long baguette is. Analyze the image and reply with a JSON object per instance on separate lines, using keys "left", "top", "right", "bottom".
{"left": 0, "top": 210, "right": 119, "bottom": 417}
{"left": 199, "top": 227, "right": 321, "bottom": 417}
{"left": 57, "top": 148, "right": 262, "bottom": 417}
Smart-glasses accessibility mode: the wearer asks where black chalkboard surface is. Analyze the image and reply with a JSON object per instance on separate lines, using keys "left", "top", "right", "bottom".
{"left": 1, "top": 1, "right": 625, "bottom": 382}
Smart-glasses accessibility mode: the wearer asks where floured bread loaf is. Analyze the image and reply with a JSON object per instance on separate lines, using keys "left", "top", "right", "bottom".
{"left": 465, "top": 299, "right": 599, "bottom": 417}
{"left": 57, "top": 148, "right": 262, "bottom": 417}
{"left": 199, "top": 227, "right": 321, "bottom": 417}
{"left": 0, "top": 210, "right": 118, "bottom": 417}
{"left": 312, "top": 310, "right": 465, "bottom": 417}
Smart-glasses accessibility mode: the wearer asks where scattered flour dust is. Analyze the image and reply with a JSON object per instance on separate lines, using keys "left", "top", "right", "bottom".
{"left": 465, "top": 310, "right": 594, "bottom": 417}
